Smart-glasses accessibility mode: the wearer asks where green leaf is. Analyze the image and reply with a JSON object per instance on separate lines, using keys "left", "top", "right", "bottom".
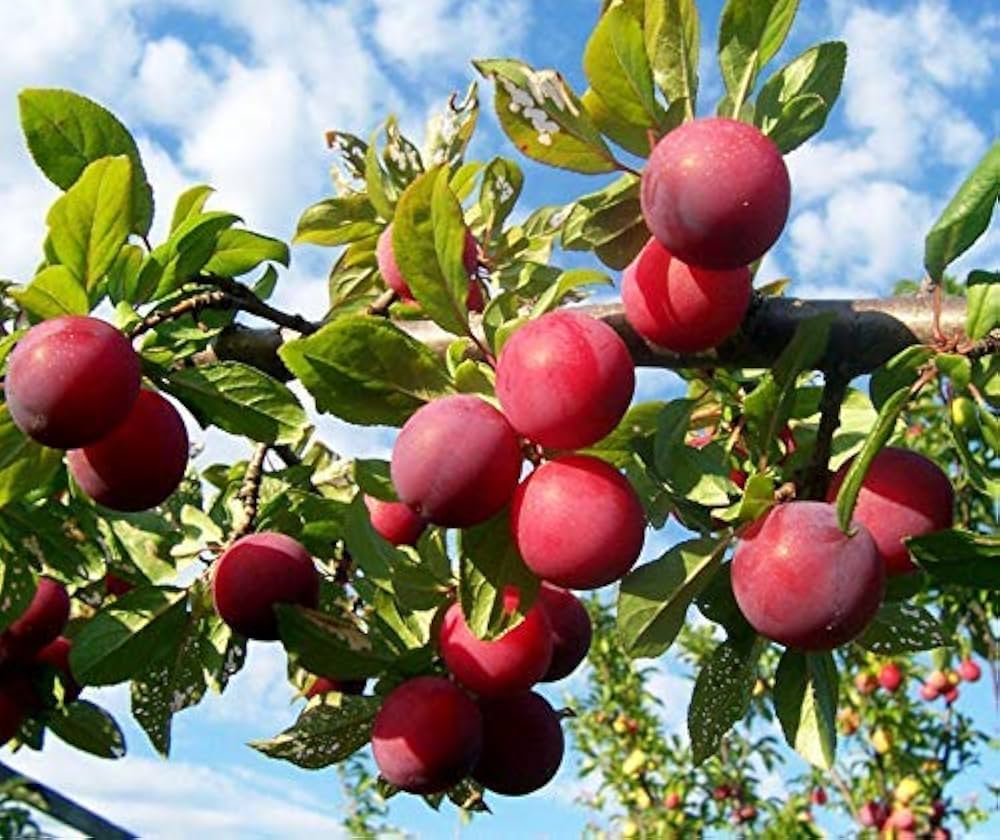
{"left": 47, "top": 700, "right": 126, "bottom": 759}
{"left": 0, "top": 556, "right": 36, "bottom": 635}
{"left": 618, "top": 537, "right": 729, "bottom": 658}
{"left": 143, "top": 211, "right": 241, "bottom": 300}
{"left": 755, "top": 41, "right": 847, "bottom": 153}
{"left": 276, "top": 605, "right": 391, "bottom": 680}
{"left": 965, "top": 270, "right": 999, "bottom": 340}
{"left": 475, "top": 59, "right": 616, "bottom": 174}
{"left": 46, "top": 155, "right": 132, "bottom": 289}
{"left": 925, "top": 141, "right": 1000, "bottom": 281}
{"left": 718, "top": 0, "right": 800, "bottom": 117}
{"left": 105, "top": 244, "right": 146, "bottom": 304}
{"left": 582, "top": 88, "right": 658, "bottom": 157}
{"left": 10, "top": 266, "right": 89, "bottom": 320}
{"left": 688, "top": 634, "right": 764, "bottom": 764}
{"left": 0, "top": 501, "right": 103, "bottom": 582}
{"left": 530, "top": 268, "right": 613, "bottom": 318}
{"left": 459, "top": 510, "right": 539, "bottom": 641}
{"left": 164, "top": 362, "right": 308, "bottom": 446}
{"left": 773, "top": 650, "right": 837, "bottom": 769}
{"left": 202, "top": 229, "right": 290, "bottom": 277}
{"left": 560, "top": 174, "right": 645, "bottom": 256}
{"left": 908, "top": 529, "right": 1000, "bottom": 589}
{"left": 342, "top": 495, "right": 402, "bottom": 594}
{"left": 644, "top": 0, "right": 700, "bottom": 118}
{"left": 366, "top": 126, "right": 397, "bottom": 221}
{"left": 744, "top": 313, "right": 832, "bottom": 461}
{"left": 869, "top": 345, "right": 934, "bottom": 410}
{"left": 69, "top": 586, "right": 189, "bottom": 686}
{"left": 169, "top": 185, "right": 214, "bottom": 233}
{"left": 393, "top": 169, "right": 473, "bottom": 335}
{"left": 584, "top": 4, "right": 664, "bottom": 130}
{"left": 654, "top": 401, "right": 738, "bottom": 506}
{"left": 278, "top": 316, "right": 452, "bottom": 427}
{"left": 0, "top": 406, "right": 63, "bottom": 510}
{"left": 582, "top": 401, "right": 665, "bottom": 468}
{"left": 18, "top": 88, "right": 154, "bottom": 235}
{"left": 353, "top": 460, "right": 397, "bottom": 501}
{"left": 479, "top": 157, "right": 524, "bottom": 242}
{"left": 855, "top": 602, "right": 947, "bottom": 653}
{"left": 293, "top": 195, "right": 382, "bottom": 247}
{"left": 835, "top": 386, "right": 910, "bottom": 532}
{"left": 250, "top": 695, "right": 382, "bottom": 769}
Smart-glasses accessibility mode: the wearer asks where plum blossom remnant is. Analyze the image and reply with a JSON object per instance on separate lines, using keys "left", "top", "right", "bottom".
{"left": 500, "top": 68, "right": 580, "bottom": 147}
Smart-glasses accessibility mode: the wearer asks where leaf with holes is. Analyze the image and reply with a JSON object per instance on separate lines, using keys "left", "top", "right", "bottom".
{"left": 47, "top": 700, "right": 127, "bottom": 760}
{"left": 856, "top": 602, "right": 947, "bottom": 653}
{"left": 250, "top": 695, "right": 382, "bottom": 769}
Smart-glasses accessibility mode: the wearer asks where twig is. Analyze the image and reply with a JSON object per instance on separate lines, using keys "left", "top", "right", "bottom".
{"left": 273, "top": 444, "right": 303, "bottom": 467}
{"left": 228, "top": 443, "right": 269, "bottom": 545}
{"left": 801, "top": 370, "right": 849, "bottom": 500}
{"left": 828, "top": 765, "right": 861, "bottom": 825}
{"left": 128, "top": 290, "right": 230, "bottom": 339}
{"left": 367, "top": 288, "right": 397, "bottom": 317}
{"left": 204, "top": 274, "right": 320, "bottom": 335}
{"left": 964, "top": 330, "right": 1000, "bottom": 361}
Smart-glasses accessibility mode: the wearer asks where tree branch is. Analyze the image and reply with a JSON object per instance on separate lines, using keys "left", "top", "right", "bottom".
{"left": 203, "top": 274, "right": 321, "bottom": 335}
{"left": 228, "top": 443, "right": 268, "bottom": 545}
{"left": 800, "top": 370, "right": 849, "bottom": 500}
{"left": 197, "top": 293, "right": 968, "bottom": 379}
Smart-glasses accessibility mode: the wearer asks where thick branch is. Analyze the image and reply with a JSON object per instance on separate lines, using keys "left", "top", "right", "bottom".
{"left": 199, "top": 293, "right": 969, "bottom": 378}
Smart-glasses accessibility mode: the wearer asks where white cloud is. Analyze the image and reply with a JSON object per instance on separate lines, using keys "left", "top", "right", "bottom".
{"left": 372, "top": 0, "right": 531, "bottom": 72}
{"left": 3, "top": 739, "right": 345, "bottom": 840}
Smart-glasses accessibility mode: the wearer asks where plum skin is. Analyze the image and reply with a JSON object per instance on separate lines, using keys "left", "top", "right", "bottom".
{"left": 305, "top": 675, "right": 365, "bottom": 698}
{"left": 827, "top": 447, "right": 954, "bottom": 575}
{"left": 622, "top": 238, "right": 751, "bottom": 352}
{"left": 212, "top": 532, "right": 319, "bottom": 640}
{"left": 4, "top": 315, "right": 141, "bottom": 449}
{"left": 511, "top": 455, "right": 646, "bottom": 590}
{"left": 391, "top": 395, "right": 522, "bottom": 528}
{"left": 496, "top": 310, "right": 635, "bottom": 451}
{"left": 641, "top": 118, "right": 791, "bottom": 270}
{"left": 439, "top": 589, "right": 553, "bottom": 697}
{"left": 0, "top": 674, "right": 36, "bottom": 745}
{"left": 538, "top": 584, "right": 592, "bottom": 682}
{"left": 473, "top": 691, "right": 564, "bottom": 795}
{"left": 35, "top": 636, "right": 81, "bottom": 702}
{"left": 3, "top": 577, "right": 70, "bottom": 659}
{"left": 364, "top": 495, "right": 426, "bottom": 546}
{"left": 377, "top": 224, "right": 483, "bottom": 311}
{"left": 372, "top": 676, "right": 482, "bottom": 794}
{"left": 732, "top": 501, "right": 884, "bottom": 651}
{"left": 67, "top": 389, "right": 189, "bottom": 512}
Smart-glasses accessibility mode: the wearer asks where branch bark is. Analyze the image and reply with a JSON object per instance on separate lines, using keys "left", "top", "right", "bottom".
{"left": 198, "top": 293, "right": 968, "bottom": 379}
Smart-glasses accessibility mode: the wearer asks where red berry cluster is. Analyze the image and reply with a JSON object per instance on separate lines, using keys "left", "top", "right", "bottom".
{"left": 0, "top": 578, "right": 78, "bottom": 745}
{"left": 5, "top": 316, "right": 189, "bottom": 512}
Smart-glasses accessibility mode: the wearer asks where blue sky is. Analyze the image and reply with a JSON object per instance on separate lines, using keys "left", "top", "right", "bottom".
{"left": 0, "top": 1, "right": 997, "bottom": 837}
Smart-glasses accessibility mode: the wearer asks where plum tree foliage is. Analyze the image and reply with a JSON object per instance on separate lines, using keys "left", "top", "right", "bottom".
{"left": 0, "top": 0, "right": 995, "bottom": 835}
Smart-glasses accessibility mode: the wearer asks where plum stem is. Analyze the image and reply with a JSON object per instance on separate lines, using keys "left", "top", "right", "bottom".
{"left": 227, "top": 443, "right": 269, "bottom": 546}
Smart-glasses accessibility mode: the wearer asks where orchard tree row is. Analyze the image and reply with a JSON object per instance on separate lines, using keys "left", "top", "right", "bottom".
{"left": 0, "top": 0, "right": 996, "bottom": 836}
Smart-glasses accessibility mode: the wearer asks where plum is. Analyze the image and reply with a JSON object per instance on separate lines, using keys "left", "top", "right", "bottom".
{"left": 511, "top": 455, "right": 645, "bottom": 590}
{"left": 439, "top": 589, "right": 553, "bottom": 696}
{"left": 495, "top": 310, "right": 635, "bottom": 450}
{"left": 67, "top": 389, "right": 188, "bottom": 512}
{"left": 376, "top": 224, "right": 483, "bottom": 311}
{"left": 538, "top": 584, "right": 592, "bottom": 681}
{"left": 391, "top": 395, "right": 522, "bottom": 528}
{"left": 731, "top": 502, "right": 884, "bottom": 650}
{"left": 640, "top": 118, "right": 790, "bottom": 269}
{"left": 827, "top": 447, "right": 954, "bottom": 575}
{"left": 5, "top": 316, "right": 140, "bottom": 448}
{"left": 372, "top": 676, "right": 482, "bottom": 794}
{"left": 212, "top": 532, "right": 319, "bottom": 640}
{"left": 622, "top": 238, "right": 751, "bottom": 352}
{"left": 364, "top": 495, "right": 426, "bottom": 546}
{"left": 473, "top": 691, "right": 564, "bottom": 795}
{"left": 3, "top": 577, "right": 70, "bottom": 658}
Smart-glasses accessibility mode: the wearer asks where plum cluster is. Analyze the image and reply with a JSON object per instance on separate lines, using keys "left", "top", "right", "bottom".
{"left": 4, "top": 315, "right": 189, "bottom": 512}
{"left": 624, "top": 118, "right": 791, "bottom": 353}
{"left": 0, "top": 578, "right": 78, "bottom": 744}
{"left": 373, "top": 583, "right": 592, "bottom": 796}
